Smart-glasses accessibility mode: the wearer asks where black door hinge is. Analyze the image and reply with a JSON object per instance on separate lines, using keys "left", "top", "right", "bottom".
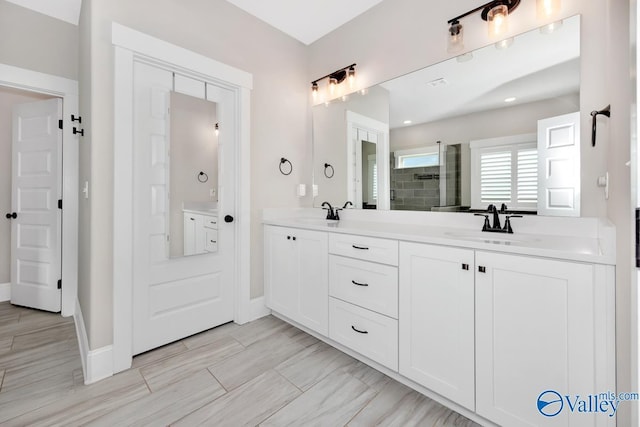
{"left": 58, "top": 119, "right": 63, "bottom": 130}
{"left": 58, "top": 199, "right": 62, "bottom": 209}
{"left": 57, "top": 279, "right": 62, "bottom": 289}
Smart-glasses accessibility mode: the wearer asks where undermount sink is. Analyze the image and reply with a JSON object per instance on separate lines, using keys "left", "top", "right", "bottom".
{"left": 444, "top": 231, "right": 540, "bottom": 244}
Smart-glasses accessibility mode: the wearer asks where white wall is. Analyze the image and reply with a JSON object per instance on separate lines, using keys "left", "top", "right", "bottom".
{"left": 0, "top": 0, "right": 78, "bottom": 80}
{"left": 80, "top": 0, "right": 309, "bottom": 349}
{"left": 309, "top": 0, "right": 631, "bottom": 424}
{"left": 0, "top": 87, "right": 52, "bottom": 284}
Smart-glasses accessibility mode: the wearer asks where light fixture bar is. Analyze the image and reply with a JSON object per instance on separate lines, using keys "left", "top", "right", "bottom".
{"left": 447, "top": 0, "right": 520, "bottom": 24}
{"left": 311, "top": 63, "right": 357, "bottom": 93}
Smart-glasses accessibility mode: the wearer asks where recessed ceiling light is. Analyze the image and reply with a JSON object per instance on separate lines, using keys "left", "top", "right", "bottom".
{"left": 504, "top": 97, "right": 517, "bottom": 103}
{"left": 403, "top": 120, "right": 413, "bottom": 125}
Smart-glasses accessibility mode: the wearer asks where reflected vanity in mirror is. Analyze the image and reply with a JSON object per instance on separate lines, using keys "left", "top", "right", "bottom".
{"left": 312, "top": 15, "right": 580, "bottom": 217}
{"left": 168, "top": 91, "right": 219, "bottom": 258}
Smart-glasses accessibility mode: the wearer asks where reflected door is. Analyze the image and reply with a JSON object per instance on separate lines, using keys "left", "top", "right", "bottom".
{"left": 10, "top": 98, "right": 62, "bottom": 312}
{"left": 132, "top": 62, "right": 235, "bottom": 355}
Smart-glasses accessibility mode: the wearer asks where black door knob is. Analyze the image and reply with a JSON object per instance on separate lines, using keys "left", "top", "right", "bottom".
{"left": 224, "top": 215, "right": 234, "bottom": 223}
{"left": 5, "top": 212, "right": 16, "bottom": 219}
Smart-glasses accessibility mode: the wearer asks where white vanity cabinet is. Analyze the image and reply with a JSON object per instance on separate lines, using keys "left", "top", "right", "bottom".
{"left": 398, "top": 242, "right": 476, "bottom": 411}
{"left": 328, "top": 233, "right": 399, "bottom": 370}
{"left": 264, "top": 225, "right": 329, "bottom": 335}
{"left": 183, "top": 211, "right": 218, "bottom": 255}
{"left": 475, "top": 251, "right": 615, "bottom": 427}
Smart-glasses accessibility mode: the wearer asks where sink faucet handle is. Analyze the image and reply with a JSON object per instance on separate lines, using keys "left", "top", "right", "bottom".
{"left": 503, "top": 215, "right": 523, "bottom": 234}
{"left": 500, "top": 203, "right": 508, "bottom": 213}
{"left": 474, "top": 213, "right": 491, "bottom": 231}
{"left": 342, "top": 201, "right": 353, "bottom": 209}
{"left": 334, "top": 208, "right": 342, "bottom": 220}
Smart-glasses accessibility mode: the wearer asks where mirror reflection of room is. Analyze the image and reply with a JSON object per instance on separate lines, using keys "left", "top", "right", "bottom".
{"left": 169, "top": 91, "right": 219, "bottom": 258}
{"left": 312, "top": 15, "right": 580, "bottom": 216}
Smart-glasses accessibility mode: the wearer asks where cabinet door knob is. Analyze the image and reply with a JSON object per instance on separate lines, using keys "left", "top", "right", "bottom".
{"left": 287, "top": 236, "right": 291, "bottom": 240}
{"left": 292, "top": 236, "right": 296, "bottom": 241}
{"left": 478, "top": 266, "right": 486, "bottom": 273}
{"left": 351, "top": 325, "right": 368, "bottom": 334}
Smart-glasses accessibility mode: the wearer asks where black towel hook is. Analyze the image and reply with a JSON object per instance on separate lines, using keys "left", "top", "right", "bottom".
{"left": 590, "top": 105, "right": 611, "bottom": 147}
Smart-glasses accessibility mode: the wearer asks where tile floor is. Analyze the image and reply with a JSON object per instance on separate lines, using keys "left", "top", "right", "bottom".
{"left": 0, "top": 302, "right": 481, "bottom": 426}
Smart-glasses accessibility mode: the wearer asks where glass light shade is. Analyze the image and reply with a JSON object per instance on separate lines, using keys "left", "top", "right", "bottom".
{"left": 537, "top": 0, "right": 561, "bottom": 19}
{"left": 348, "top": 67, "right": 356, "bottom": 88}
{"left": 329, "top": 77, "right": 337, "bottom": 94}
{"left": 487, "top": 4, "right": 509, "bottom": 38}
{"left": 447, "top": 22, "right": 464, "bottom": 53}
{"left": 311, "top": 83, "right": 318, "bottom": 99}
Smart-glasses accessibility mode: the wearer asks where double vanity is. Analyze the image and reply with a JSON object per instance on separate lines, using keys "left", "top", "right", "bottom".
{"left": 263, "top": 208, "right": 616, "bottom": 427}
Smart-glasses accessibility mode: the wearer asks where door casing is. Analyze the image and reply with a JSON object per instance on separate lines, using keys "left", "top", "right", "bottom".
{"left": 112, "top": 23, "right": 257, "bottom": 373}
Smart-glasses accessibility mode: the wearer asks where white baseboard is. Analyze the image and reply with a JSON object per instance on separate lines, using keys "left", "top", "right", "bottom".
{"left": 242, "top": 296, "right": 270, "bottom": 324}
{"left": 0, "top": 283, "right": 9, "bottom": 302}
{"left": 73, "top": 299, "right": 113, "bottom": 384}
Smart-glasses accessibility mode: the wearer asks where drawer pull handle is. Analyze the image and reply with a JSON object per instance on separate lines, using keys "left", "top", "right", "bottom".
{"left": 351, "top": 325, "right": 368, "bottom": 334}
{"left": 478, "top": 266, "right": 486, "bottom": 273}
{"left": 352, "top": 245, "right": 369, "bottom": 250}
{"left": 462, "top": 263, "right": 469, "bottom": 271}
{"left": 351, "top": 280, "right": 369, "bottom": 287}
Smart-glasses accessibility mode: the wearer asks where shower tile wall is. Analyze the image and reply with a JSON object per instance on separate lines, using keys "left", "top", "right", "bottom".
{"left": 390, "top": 165, "right": 440, "bottom": 211}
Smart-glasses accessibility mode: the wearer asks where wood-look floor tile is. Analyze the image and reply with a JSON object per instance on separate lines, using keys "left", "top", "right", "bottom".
{"left": 0, "top": 313, "right": 71, "bottom": 341}
{"left": 347, "top": 380, "right": 481, "bottom": 427}
{"left": 208, "top": 331, "right": 306, "bottom": 391}
{"left": 0, "top": 370, "right": 76, "bottom": 423}
{"left": 174, "top": 370, "right": 300, "bottom": 426}
{"left": 0, "top": 337, "right": 12, "bottom": 355}
{"left": 6, "top": 369, "right": 150, "bottom": 426}
{"left": 260, "top": 369, "right": 377, "bottom": 427}
{"left": 182, "top": 320, "right": 240, "bottom": 350}
{"left": 342, "top": 360, "right": 392, "bottom": 392}
{"left": 90, "top": 369, "right": 225, "bottom": 427}
{"left": 228, "top": 315, "right": 292, "bottom": 347}
{"left": 11, "top": 322, "right": 76, "bottom": 351}
{"left": 140, "top": 333, "right": 244, "bottom": 392}
{"left": 275, "top": 341, "right": 355, "bottom": 391}
{"left": 132, "top": 340, "right": 188, "bottom": 369}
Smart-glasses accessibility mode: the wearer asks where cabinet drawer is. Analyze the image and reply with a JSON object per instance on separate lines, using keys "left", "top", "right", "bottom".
{"left": 329, "top": 233, "right": 398, "bottom": 266}
{"left": 205, "top": 229, "right": 218, "bottom": 252}
{"left": 329, "top": 255, "right": 398, "bottom": 318}
{"left": 329, "top": 298, "right": 398, "bottom": 370}
{"left": 204, "top": 217, "right": 218, "bottom": 229}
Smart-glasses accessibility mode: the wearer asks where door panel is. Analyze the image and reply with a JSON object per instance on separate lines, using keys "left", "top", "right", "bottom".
{"left": 11, "top": 98, "right": 62, "bottom": 312}
{"left": 132, "top": 62, "right": 235, "bottom": 354}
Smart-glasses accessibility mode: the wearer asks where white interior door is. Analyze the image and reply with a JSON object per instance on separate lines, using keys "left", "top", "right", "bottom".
{"left": 132, "top": 62, "right": 235, "bottom": 355}
{"left": 537, "top": 112, "right": 581, "bottom": 217}
{"left": 10, "top": 98, "right": 62, "bottom": 312}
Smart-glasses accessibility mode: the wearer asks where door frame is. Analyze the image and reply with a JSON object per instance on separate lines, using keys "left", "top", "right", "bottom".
{"left": 0, "top": 63, "right": 79, "bottom": 317}
{"left": 112, "top": 23, "right": 254, "bottom": 373}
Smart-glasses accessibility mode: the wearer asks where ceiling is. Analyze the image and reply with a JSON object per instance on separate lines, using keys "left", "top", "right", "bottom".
{"left": 7, "top": 0, "right": 383, "bottom": 45}
{"left": 5, "top": 0, "right": 81, "bottom": 25}
{"left": 223, "top": 0, "right": 385, "bottom": 45}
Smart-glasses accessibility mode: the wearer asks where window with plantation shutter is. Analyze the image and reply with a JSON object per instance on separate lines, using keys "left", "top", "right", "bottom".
{"left": 470, "top": 134, "right": 537, "bottom": 211}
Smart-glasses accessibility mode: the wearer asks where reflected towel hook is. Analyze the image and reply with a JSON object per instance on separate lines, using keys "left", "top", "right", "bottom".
{"left": 197, "top": 171, "right": 209, "bottom": 183}
{"left": 590, "top": 105, "right": 611, "bottom": 147}
{"left": 279, "top": 158, "right": 293, "bottom": 176}
{"left": 324, "top": 163, "right": 335, "bottom": 179}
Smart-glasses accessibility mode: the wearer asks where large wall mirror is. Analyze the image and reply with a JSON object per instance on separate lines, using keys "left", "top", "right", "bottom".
{"left": 312, "top": 15, "right": 581, "bottom": 217}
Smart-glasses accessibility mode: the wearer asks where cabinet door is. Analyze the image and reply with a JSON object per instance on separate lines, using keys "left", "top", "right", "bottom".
{"left": 295, "top": 228, "right": 329, "bottom": 335}
{"left": 264, "top": 226, "right": 329, "bottom": 336}
{"left": 264, "top": 226, "right": 298, "bottom": 320}
{"left": 399, "top": 242, "right": 475, "bottom": 411}
{"left": 475, "top": 252, "right": 612, "bottom": 427}
{"left": 183, "top": 213, "right": 198, "bottom": 256}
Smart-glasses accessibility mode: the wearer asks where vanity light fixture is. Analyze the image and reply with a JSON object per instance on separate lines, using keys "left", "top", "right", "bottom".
{"left": 311, "top": 63, "right": 357, "bottom": 98}
{"left": 214, "top": 122, "right": 219, "bottom": 136}
{"left": 447, "top": 0, "right": 520, "bottom": 51}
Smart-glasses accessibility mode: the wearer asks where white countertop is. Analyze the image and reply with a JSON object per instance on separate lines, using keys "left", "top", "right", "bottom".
{"left": 183, "top": 208, "right": 218, "bottom": 216}
{"left": 263, "top": 215, "right": 615, "bottom": 265}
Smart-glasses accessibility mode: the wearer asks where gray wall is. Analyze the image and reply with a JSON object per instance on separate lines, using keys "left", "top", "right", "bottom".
{"left": 80, "top": 0, "right": 310, "bottom": 349}
{"left": 0, "top": 0, "right": 78, "bottom": 80}
{"left": 0, "top": 87, "right": 52, "bottom": 284}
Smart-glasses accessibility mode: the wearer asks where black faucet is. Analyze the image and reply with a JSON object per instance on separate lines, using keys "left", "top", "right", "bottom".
{"left": 321, "top": 202, "right": 337, "bottom": 220}
{"left": 474, "top": 204, "right": 522, "bottom": 234}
